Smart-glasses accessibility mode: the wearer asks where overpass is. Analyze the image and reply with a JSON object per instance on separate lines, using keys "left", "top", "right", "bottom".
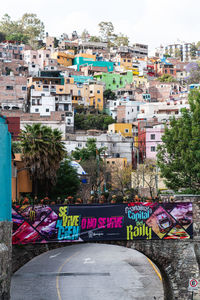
{"left": 12, "top": 195, "right": 200, "bottom": 300}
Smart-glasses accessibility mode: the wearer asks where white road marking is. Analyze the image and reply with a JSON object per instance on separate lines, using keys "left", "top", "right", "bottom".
{"left": 50, "top": 252, "right": 61, "bottom": 259}
{"left": 83, "top": 257, "right": 95, "bottom": 264}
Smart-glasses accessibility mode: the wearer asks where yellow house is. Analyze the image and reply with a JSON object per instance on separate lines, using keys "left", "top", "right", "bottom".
{"left": 75, "top": 53, "right": 96, "bottom": 61}
{"left": 120, "top": 56, "right": 133, "bottom": 69}
{"left": 108, "top": 123, "right": 133, "bottom": 137}
{"left": 106, "top": 157, "right": 127, "bottom": 168}
{"left": 132, "top": 76, "right": 147, "bottom": 87}
{"left": 89, "top": 84, "right": 104, "bottom": 110}
{"left": 51, "top": 51, "right": 74, "bottom": 67}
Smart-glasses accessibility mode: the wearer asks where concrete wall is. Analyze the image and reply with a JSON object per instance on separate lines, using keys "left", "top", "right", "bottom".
{"left": 0, "top": 116, "right": 12, "bottom": 299}
{"left": 0, "top": 222, "right": 12, "bottom": 299}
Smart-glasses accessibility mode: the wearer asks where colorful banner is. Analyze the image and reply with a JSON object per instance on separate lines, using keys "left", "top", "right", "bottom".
{"left": 12, "top": 202, "right": 193, "bottom": 244}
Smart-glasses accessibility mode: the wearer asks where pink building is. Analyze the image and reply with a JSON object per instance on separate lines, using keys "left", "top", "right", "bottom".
{"left": 145, "top": 125, "right": 164, "bottom": 160}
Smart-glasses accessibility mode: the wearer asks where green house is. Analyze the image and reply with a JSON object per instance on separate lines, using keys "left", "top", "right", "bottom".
{"left": 94, "top": 71, "right": 133, "bottom": 91}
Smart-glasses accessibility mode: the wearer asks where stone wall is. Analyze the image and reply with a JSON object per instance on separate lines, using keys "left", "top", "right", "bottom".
{"left": 0, "top": 222, "right": 12, "bottom": 300}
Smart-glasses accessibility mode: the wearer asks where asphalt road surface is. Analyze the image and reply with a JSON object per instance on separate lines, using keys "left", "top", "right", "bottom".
{"left": 11, "top": 243, "right": 164, "bottom": 300}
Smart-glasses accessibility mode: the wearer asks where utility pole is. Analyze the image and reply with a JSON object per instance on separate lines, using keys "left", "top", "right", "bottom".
{"left": 96, "top": 149, "right": 101, "bottom": 196}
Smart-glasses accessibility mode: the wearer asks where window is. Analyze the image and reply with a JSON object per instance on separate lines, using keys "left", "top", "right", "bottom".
{"left": 39, "top": 54, "right": 41, "bottom": 58}
{"left": 78, "top": 143, "right": 82, "bottom": 148}
{"left": 22, "top": 86, "right": 26, "bottom": 91}
{"left": 137, "top": 106, "right": 139, "bottom": 112}
{"left": 150, "top": 134, "right": 155, "bottom": 140}
{"left": 112, "top": 161, "right": 115, "bottom": 164}
{"left": 46, "top": 108, "right": 49, "bottom": 112}
{"left": 67, "top": 79, "right": 70, "bottom": 83}
{"left": 151, "top": 146, "right": 156, "bottom": 152}
{"left": 6, "top": 86, "right": 13, "bottom": 90}
{"left": 35, "top": 108, "right": 39, "bottom": 112}
{"left": 46, "top": 54, "right": 49, "bottom": 58}
{"left": 97, "top": 90, "right": 100, "bottom": 94}
{"left": 33, "top": 55, "right": 36, "bottom": 59}
{"left": 98, "top": 98, "right": 101, "bottom": 102}
{"left": 125, "top": 129, "right": 129, "bottom": 133}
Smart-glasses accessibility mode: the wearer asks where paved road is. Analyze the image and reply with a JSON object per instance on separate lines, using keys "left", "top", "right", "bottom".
{"left": 11, "top": 243, "right": 164, "bottom": 300}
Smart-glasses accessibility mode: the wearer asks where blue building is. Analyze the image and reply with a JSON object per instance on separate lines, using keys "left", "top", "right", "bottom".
{"left": 0, "top": 115, "right": 11, "bottom": 221}
{"left": 71, "top": 75, "right": 93, "bottom": 84}
{"left": 73, "top": 57, "right": 114, "bottom": 72}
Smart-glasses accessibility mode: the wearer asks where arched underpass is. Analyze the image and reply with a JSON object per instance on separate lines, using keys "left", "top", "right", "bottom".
{"left": 12, "top": 195, "right": 200, "bottom": 299}
{"left": 11, "top": 243, "right": 164, "bottom": 300}
{"left": 12, "top": 238, "right": 199, "bottom": 300}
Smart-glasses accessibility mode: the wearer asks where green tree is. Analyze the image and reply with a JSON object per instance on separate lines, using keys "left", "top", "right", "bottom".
{"left": 72, "top": 138, "right": 106, "bottom": 162}
{"left": 81, "top": 29, "right": 89, "bottom": 41}
{"left": 196, "top": 41, "right": 200, "bottom": 49}
{"left": 0, "top": 13, "right": 44, "bottom": 45}
{"left": 103, "top": 89, "right": 116, "bottom": 100}
{"left": 164, "top": 50, "right": 170, "bottom": 58}
{"left": 50, "top": 160, "right": 80, "bottom": 199}
{"left": 0, "top": 32, "right": 6, "bottom": 42}
{"left": 174, "top": 48, "right": 182, "bottom": 58}
{"left": 190, "top": 44, "right": 197, "bottom": 59}
{"left": 98, "top": 21, "right": 115, "bottom": 47}
{"left": 12, "top": 141, "right": 22, "bottom": 154}
{"left": 89, "top": 36, "right": 101, "bottom": 42}
{"left": 157, "top": 90, "right": 200, "bottom": 192}
{"left": 20, "top": 124, "right": 65, "bottom": 196}
{"left": 158, "top": 74, "right": 176, "bottom": 82}
{"left": 114, "top": 33, "right": 129, "bottom": 47}
{"left": 74, "top": 113, "right": 115, "bottom": 130}
{"left": 54, "top": 37, "right": 59, "bottom": 48}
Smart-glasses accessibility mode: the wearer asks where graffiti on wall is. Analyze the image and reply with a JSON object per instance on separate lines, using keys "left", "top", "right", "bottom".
{"left": 12, "top": 202, "right": 193, "bottom": 244}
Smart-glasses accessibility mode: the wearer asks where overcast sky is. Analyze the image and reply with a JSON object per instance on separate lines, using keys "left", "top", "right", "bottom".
{"left": 0, "top": 0, "right": 200, "bottom": 54}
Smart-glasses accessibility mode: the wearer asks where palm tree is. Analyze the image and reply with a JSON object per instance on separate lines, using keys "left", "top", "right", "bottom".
{"left": 20, "top": 124, "right": 65, "bottom": 196}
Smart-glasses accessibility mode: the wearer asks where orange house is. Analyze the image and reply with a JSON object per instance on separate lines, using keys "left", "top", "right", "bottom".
{"left": 12, "top": 153, "right": 32, "bottom": 201}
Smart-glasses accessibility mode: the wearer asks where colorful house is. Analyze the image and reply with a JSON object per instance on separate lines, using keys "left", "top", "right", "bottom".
{"left": 73, "top": 57, "right": 114, "bottom": 72}
{"left": 51, "top": 51, "right": 74, "bottom": 67}
{"left": 94, "top": 71, "right": 133, "bottom": 91}
{"left": 108, "top": 123, "right": 133, "bottom": 137}
{"left": 12, "top": 154, "right": 32, "bottom": 201}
